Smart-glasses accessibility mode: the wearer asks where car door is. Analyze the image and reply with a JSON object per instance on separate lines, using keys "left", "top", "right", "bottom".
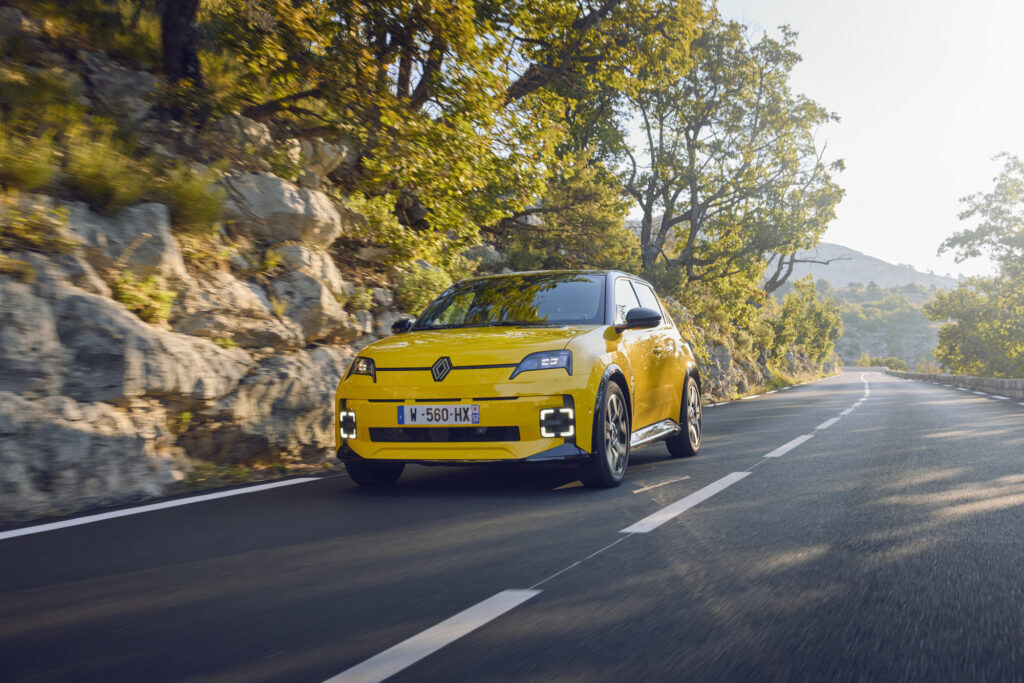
{"left": 613, "top": 277, "right": 659, "bottom": 430}
{"left": 630, "top": 280, "right": 684, "bottom": 422}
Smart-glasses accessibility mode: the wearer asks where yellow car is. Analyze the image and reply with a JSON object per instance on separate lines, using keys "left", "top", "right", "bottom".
{"left": 335, "top": 270, "right": 702, "bottom": 487}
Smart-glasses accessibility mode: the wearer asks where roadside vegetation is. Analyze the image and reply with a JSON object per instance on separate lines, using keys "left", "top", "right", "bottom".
{"left": 5, "top": 0, "right": 846, "bottom": 385}
{"left": 926, "top": 154, "right": 1024, "bottom": 378}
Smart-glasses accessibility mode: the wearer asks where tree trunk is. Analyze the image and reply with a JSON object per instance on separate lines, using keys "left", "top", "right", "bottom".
{"left": 159, "top": 0, "right": 203, "bottom": 86}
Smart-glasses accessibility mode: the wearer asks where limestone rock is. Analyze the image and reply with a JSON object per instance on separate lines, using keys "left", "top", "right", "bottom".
{"left": 371, "top": 287, "right": 393, "bottom": 308}
{"left": 356, "top": 245, "right": 391, "bottom": 262}
{"left": 63, "top": 201, "right": 192, "bottom": 284}
{"left": 181, "top": 347, "right": 355, "bottom": 463}
{"left": 299, "top": 137, "right": 357, "bottom": 178}
{"left": 0, "top": 7, "right": 43, "bottom": 40}
{"left": 0, "top": 277, "right": 66, "bottom": 398}
{"left": 209, "top": 114, "right": 273, "bottom": 154}
{"left": 222, "top": 173, "right": 355, "bottom": 247}
{"left": 0, "top": 392, "right": 178, "bottom": 522}
{"left": 54, "top": 287, "right": 253, "bottom": 403}
{"left": 463, "top": 243, "right": 504, "bottom": 266}
{"left": 171, "top": 272, "right": 304, "bottom": 350}
{"left": 274, "top": 244, "right": 346, "bottom": 293}
{"left": 78, "top": 50, "right": 157, "bottom": 127}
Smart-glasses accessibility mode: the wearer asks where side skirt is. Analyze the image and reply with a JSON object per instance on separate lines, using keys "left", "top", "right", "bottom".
{"left": 629, "top": 419, "right": 681, "bottom": 448}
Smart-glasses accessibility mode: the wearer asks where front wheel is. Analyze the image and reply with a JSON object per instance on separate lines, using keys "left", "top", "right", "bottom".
{"left": 579, "top": 382, "right": 631, "bottom": 488}
{"left": 667, "top": 375, "right": 701, "bottom": 458}
{"left": 345, "top": 460, "right": 405, "bottom": 486}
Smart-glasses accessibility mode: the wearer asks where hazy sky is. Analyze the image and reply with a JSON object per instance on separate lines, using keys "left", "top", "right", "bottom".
{"left": 716, "top": 0, "right": 1021, "bottom": 278}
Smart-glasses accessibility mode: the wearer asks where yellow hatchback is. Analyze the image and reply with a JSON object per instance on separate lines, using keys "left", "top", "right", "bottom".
{"left": 335, "top": 270, "right": 702, "bottom": 487}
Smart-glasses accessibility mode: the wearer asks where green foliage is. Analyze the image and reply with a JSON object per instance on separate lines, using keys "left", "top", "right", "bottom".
{"left": 928, "top": 155, "right": 1024, "bottom": 378}
{"left": 868, "top": 356, "right": 909, "bottom": 371}
{"left": 0, "top": 132, "right": 58, "bottom": 191}
{"left": 175, "top": 410, "right": 194, "bottom": 434}
{"left": 396, "top": 264, "right": 452, "bottom": 314}
{"left": 0, "top": 251, "right": 35, "bottom": 282}
{"left": 624, "top": 15, "right": 843, "bottom": 282}
{"left": 496, "top": 150, "right": 638, "bottom": 271}
{"left": 345, "top": 287, "right": 374, "bottom": 312}
{"left": 157, "top": 163, "right": 225, "bottom": 235}
{"left": 770, "top": 277, "right": 843, "bottom": 367}
{"left": 0, "top": 194, "right": 74, "bottom": 253}
{"left": 111, "top": 271, "right": 176, "bottom": 323}
{"left": 213, "top": 336, "right": 237, "bottom": 349}
{"left": 64, "top": 132, "right": 151, "bottom": 215}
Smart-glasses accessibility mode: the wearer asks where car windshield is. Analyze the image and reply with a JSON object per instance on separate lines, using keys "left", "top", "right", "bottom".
{"left": 413, "top": 273, "right": 606, "bottom": 330}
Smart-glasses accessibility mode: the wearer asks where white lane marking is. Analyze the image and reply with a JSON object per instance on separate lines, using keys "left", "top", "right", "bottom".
{"left": 992, "top": 395, "right": 1011, "bottom": 400}
{"left": 816, "top": 417, "right": 840, "bottom": 430}
{"left": 0, "top": 478, "right": 319, "bottom": 542}
{"left": 957, "top": 387, "right": 968, "bottom": 391}
{"left": 326, "top": 589, "right": 541, "bottom": 683}
{"left": 972, "top": 391, "right": 988, "bottom": 395}
{"left": 741, "top": 395, "right": 758, "bottom": 400}
{"left": 766, "top": 390, "right": 778, "bottom": 394}
{"left": 840, "top": 407, "right": 855, "bottom": 416}
{"left": 1019, "top": 403, "right": 1024, "bottom": 406}
{"left": 764, "top": 434, "right": 815, "bottom": 458}
{"left": 780, "top": 386, "right": 792, "bottom": 391}
{"left": 620, "top": 472, "right": 751, "bottom": 534}
{"left": 633, "top": 475, "right": 691, "bottom": 494}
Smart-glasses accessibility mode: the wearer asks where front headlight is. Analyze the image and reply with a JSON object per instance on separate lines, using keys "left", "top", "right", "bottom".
{"left": 347, "top": 356, "right": 376, "bottom": 382}
{"left": 510, "top": 350, "right": 572, "bottom": 379}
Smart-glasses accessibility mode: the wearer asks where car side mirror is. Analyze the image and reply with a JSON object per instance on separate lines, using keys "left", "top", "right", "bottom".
{"left": 391, "top": 318, "right": 415, "bottom": 334}
{"left": 616, "top": 307, "right": 661, "bottom": 331}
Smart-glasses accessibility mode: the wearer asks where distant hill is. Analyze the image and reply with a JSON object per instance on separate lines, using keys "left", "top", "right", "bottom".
{"left": 790, "top": 243, "right": 958, "bottom": 290}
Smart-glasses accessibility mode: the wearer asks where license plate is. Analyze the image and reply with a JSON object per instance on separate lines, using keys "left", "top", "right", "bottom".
{"left": 398, "top": 404, "right": 480, "bottom": 425}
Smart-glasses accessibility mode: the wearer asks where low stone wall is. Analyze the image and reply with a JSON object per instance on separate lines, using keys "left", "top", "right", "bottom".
{"left": 887, "top": 370, "right": 1024, "bottom": 399}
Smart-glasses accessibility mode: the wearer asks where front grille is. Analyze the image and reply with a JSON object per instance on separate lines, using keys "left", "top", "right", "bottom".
{"left": 369, "top": 427, "right": 521, "bottom": 443}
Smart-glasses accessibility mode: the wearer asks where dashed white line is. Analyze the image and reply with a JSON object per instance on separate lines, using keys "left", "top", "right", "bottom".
{"left": 840, "top": 407, "right": 855, "bottom": 416}
{"left": 972, "top": 391, "right": 988, "bottom": 395}
{"left": 325, "top": 589, "right": 541, "bottom": 683}
{"left": 992, "top": 396, "right": 1011, "bottom": 400}
{"left": 957, "top": 387, "right": 968, "bottom": 391}
{"left": 0, "top": 478, "right": 320, "bottom": 542}
{"left": 816, "top": 417, "right": 840, "bottom": 430}
{"left": 620, "top": 472, "right": 751, "bottom": 534}
{"left": 764, "top": 434, "right": 815, "bottom": 458}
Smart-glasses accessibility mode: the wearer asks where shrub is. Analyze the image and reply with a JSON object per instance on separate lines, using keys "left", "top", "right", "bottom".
{"left": 158, "top": 162, "right": 225, "bottom": 235}
{"left": 111, "top": 270, "right": 176, "bottom": 323}
{"left": 213, "top": 336, "right": 237, "bottom": 349}
{"left": 346, "top": 286, "right": 374, "bottom": 312}
{"left": 0, "top": 132, "right": 58, "bottom": 191}
{"left": 64, "top": 132, "right": 149, "bottom": 215}
{"left": 0, "top": 193, "right": 75, "bottom": 253}
{"left": 396, "top": 263, "right": 452, "bottom": 313}
{"left": 0, "top": 251, "right": 35, "bottom": 282}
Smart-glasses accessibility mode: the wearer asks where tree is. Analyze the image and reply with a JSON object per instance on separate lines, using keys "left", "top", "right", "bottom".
{"left": 927, "top": 154, "right": 1024, "bottom": 377}
{"left": 159, "top": 0, "right": 203, "bottom": 86}
{"left": 621, "top": 15, "right": 843, "bottom": 285}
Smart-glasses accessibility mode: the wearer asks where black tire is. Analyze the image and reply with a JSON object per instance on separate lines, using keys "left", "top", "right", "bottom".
{"left": 579, "top": 381, "right": 631, "bottom": 488}
{"left": 666, "top": 375, "right": 701, "bottom": 458}
{"left": 345, "top": 460, "right": 405, "bottom": 486}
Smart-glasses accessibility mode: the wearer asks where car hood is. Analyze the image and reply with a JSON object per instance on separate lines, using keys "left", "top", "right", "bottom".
{"left": 361, "top": 325, "right": 595, "bottom": 368}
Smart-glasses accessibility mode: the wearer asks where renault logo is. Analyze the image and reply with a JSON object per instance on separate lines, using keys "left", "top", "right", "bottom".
{"left": 431, "top": 356, "right": 453, "bottom": 382}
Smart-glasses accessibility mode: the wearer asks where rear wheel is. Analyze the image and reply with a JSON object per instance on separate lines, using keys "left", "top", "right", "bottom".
{"left": 345, "top": 460, "right": 405, "bottom": 486}
{"left": 579, "top": 382, "right": 631, "bottom": 488}
{"left": 667, "top": 375, "right": 701, "bottom": 458}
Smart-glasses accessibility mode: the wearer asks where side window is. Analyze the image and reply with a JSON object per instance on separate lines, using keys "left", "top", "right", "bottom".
{"left": 614, "top": 278, "right": 641, "bottom": 324}
{"left": 631, "top": 282, "right": 662, "bottom": 316}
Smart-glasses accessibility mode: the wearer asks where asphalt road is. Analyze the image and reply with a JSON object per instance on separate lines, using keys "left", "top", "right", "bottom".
{"left": 3, "top": 370, "right": 1024, "bottom": 682}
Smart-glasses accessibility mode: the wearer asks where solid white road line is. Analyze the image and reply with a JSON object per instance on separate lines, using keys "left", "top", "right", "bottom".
{"left": 0, "top": 478, "right": 319, "bottom": 542}
{"left": 620, "top": 472, "right": 751, "bottom": 534}
{"left": 326, "top": 589, "right": 541, "bottom": 683}
{"left": 840, "top": 407, "right": 855, "bottom": 416}
{"left": 780, "top": 386, "right": 791, "bottom": 391}
{"left": 816, "top": 417, "right": 840, "bottom": 430}
{"left": 764, "top": 434, "right": 814, "bottom": 458}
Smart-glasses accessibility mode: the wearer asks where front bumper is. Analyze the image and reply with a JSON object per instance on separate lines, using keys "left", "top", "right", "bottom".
{"left": 336, "top": 393, "right": 589, "bottom": 463}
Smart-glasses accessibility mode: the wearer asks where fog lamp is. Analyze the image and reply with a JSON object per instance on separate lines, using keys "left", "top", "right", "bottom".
{"left": 339, "top": 410, "right": 357, "bottom": 439}
{"left": 539, "top": 407, "right": 575, "bottom": 438}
